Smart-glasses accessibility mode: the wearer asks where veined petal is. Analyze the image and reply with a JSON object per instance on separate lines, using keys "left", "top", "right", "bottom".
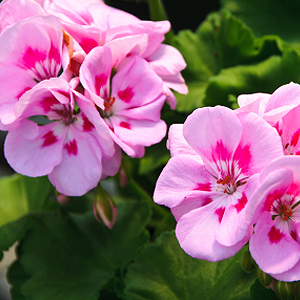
{"left": 154, "top": 155, "right": 214, "bottom": 208}
{"left": 249, "top": 211, "right": 300, "bottom": 275}
{"left": 183, "top": 106, "right": 242, "bottom": 176}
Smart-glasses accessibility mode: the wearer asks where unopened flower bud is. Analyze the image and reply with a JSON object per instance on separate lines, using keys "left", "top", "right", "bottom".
{"left": 274, "top": 280, "right": 295, "bottom": 300}
{"left": 93, "top": 184, "right": 117, "bottom": 229}
{"left": 257, "top": 268, "right": 273, "bottom": 288}
{"left": 241, "top": 248, "right": 256, "bottom": 273}
{"left": 55, "top": 190, "right": 70, "bottom": 205}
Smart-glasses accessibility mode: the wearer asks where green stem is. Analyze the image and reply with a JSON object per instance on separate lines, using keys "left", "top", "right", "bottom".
{"left": 147, "top": 0, "right": 174, "bottom": 43}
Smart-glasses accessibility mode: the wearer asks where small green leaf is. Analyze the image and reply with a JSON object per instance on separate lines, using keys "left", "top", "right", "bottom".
{"left": 124, "top": 232, "right": 256, "bottom": 300}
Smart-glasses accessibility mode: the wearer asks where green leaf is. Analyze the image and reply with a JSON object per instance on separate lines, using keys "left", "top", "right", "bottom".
{"left": 73, "top": 201, "right": 151, "bottom": 272}
{"left": 171, "top": 10, "right": 285, "bottom": 112}
{"left": 12, "top": 211, "right": 114, "bottom": 300}
{"left": 222, "top": 0, "right": 300, "bottom": 47}
{"left": 204, "top": 49, "right": 300, "bottom": 107}
{"left": 9, "top": 201, "right": 151, "bottom": 300}
{"left": 250, "top": 279, "right": 278, "bottom": 300}
{"left": 124, "top": 232, "right": 256, "bottom": 300}
{"left": 0, "top": 174, "right": 54, "bottom": 250}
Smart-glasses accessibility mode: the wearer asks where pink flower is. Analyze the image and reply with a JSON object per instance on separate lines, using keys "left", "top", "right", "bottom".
{"left": 247, "top": 156, "right": 300, "bottom": 281}
{"left": 237, "top": 82, "right": 300, "bottom": 156}
{"left": 0, "top": 15, "right": 67, "bottom": 129}
{"left": 154, "top": 106, "right": 284, "bottom": 261}
{"left": 80, "top": 46, "right": 167, "bottom": 157}
{"left": 4, "top": 78, "right": 120, "bottom": 196}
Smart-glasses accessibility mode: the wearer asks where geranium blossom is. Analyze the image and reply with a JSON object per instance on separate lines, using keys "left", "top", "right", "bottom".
{"left": 247, "top": 156, "right": 300, "bottom": 281}
{"left": 0, "top": 15, "right": 67, "bottom": 129}
{"left": 4, "top": 78, "right": 119, "bottom": 196}
{"left": 154, "top": 106, "right": 284, "bottom": 261}
{"left": 80, "top": 45, "right": 167, "bottom": 157}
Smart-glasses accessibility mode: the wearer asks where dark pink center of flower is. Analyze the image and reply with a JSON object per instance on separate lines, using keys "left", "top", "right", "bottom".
{"left": 95, "top": 74, "right": 108, "bottom": 96}
{"left": 268, "top": 226, "right": 283, "bottom": 243}
{"left": 193, "top": 183, "right": 211, "bottom": 191}
{"left": 82, "top": 115, "right": 94, "bottom": 132}
{"left": 118, "top": 87, "right": 134, "bottom": 103}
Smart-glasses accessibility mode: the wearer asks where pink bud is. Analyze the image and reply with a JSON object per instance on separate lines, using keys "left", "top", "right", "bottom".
{"left": 93, "top": 184, "right": 118, "bottom": 229}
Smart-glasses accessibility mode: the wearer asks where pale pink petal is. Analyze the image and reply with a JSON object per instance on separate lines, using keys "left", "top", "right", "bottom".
{"left": 263, "top": 82, "right": 300, "bottom": 124}
{"left": 79, "top": 46, "right": 112, "bottom": 108}
{"left": 153, "top": 155, "right": 214, "bottom": 208}
{"left": 101, "top": 145, "right": 122, "bottom": 179}
{"left": 235, "top": 112, "right": 283, "bottom": 176}
{"left": 249, "top": 211, "right": 300, "bottom": 274}
{"left": 111, "top": 56, "right": 163, "bottom": 112}
{"left": 109, "top": 115, "right": 166, "bottom": 152}
{"left": 4, "top": 121, "right": 65, "bottom": 176}
{"left": 167, "top": 124, "right": 200, "bottom": 158}
{"left": 236, "top": 92, "right": 270, "bottom": 115}
{"left": 183, "top": 106, "right": 242, "bottom": 175}
{"left": 147, "top": 44, "right": 187, "bottom": 76}
{"left": 176, "top": 202, "right": 249, "bottom": 261}
{"left": 0, "top": 0, "right": 44, "bottom": 33}
{"left": 48, "top": 125, "right": 104, "bottom": 196}
{"left": 159, "top": 72, "right": 188, "bottom": 94}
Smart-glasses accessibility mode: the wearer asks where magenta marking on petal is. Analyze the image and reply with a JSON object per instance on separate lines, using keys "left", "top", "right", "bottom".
{"left": 291, "top": 131, "right": 300, "bottom": 147}
{"left": 215, "top": 207, "right": 225, "bottom": 223}
{"left": 16, "top": 87, "right": 31, "bottom": 99}
{"left": 233, "top": 144, "right": 251, "bottom": 174}
{"left": 193, "top": 183, "right": 211, "bottom": 191}
{"left": 82, "top": 114, "right": 94, "bottom": 132}
{"left": 64, "top": 139, "right": 78, "bottom": 156}
{"left": 268, "top": 225, "right": 284, "bottom": 244}
{"left": 42, "top": 131, "right": 57, "bottom": 147}
{"left": 48, "top": 43, "right": 61, "bottom": 65}
{"left": 234, "top": 193, "right": 247, "bottom": 213}
{"left": 80, "top": 38, "right": 99, "bottom": 54}
{"left": 264, "top": 190, "right": 284, "bottom": 212}
{"left": 120, "top": 121, "right": 131, "bottom": 129}
{"left": 40, "top": 96, "right": 58, "bottom": 112}
{"left": 118, "top": 87, "right": 134, "bottom": 103}
{"left": 212, "top": 140, "right": 231, "bottom": 162}
{"left": 202, "top": 197, "right": 212, "bottom": 206}
{"left": 291, "top": 230, "right": 297, "bottom": 241}
{"left": 22, "top": 47, "right": 47, "bottom": 70}
{"left": 95, "top": 74, "right": 108, "bottom": 96}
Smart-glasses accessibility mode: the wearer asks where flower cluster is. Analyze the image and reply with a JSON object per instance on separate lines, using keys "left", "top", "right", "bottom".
{"left": 0, "top": 0, "right": 187, "bottom": 196}
{"left": 154, "top": 82, "right": 300, "bottom": 281}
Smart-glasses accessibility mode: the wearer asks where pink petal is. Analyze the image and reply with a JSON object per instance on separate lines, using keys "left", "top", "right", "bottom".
{"left": 111, "top": 56, "right": 163, "bottom": 112}
{"left": 153, "top": 155, "right": 214, "bottom": 208}
{"left": 236, "top": 92, "right": 270, "bottom": 115}
{"left": 4, "top": 121, "right": 65, "bottom": 176}
{"left": 79, "top": 46, "right": 112, "bottom": 108}
{"left": 235, "top": 112, "right": 284, "bottom": 176}
{"left": 176, "top": 202, "right": 249, "bottom": 261}
{"left": 167, "top": 124, "right": 200, "bottom": 158}
{"left": 249, "top": 211, "right": 300, "bottom": 274}
{"left": 183, "top": 106, "right": 242, "bottom": 175}
{"left": 48, "top": 125, "right": 104, "bottom": 196}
